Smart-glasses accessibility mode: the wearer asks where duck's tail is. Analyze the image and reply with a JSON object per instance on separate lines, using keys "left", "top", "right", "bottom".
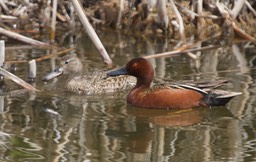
{"left": 202, "top": 89, "right": 242, "bottom": 106}
{"left": 173, "top": 84, "right": 242, "bottom": 107}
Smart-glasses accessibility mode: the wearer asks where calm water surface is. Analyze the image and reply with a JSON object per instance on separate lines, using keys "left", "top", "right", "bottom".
{"left": 0, "top": 30, "right": 256, "bottom": 162}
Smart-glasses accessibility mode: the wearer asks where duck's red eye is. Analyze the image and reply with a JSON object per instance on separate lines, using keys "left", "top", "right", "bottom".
{"left": 132, "top": 62, "right": 138, "bottom": 68}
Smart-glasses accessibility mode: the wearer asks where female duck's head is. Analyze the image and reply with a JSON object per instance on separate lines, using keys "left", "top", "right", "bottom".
{"left": 107, "top": 57, "right": 154, "bottom": 87}
{"left": 59, "top": 56, "right": 83, "bottom": 74}
{"left": 42, "top": 56, "right": 83, "bottom": 81}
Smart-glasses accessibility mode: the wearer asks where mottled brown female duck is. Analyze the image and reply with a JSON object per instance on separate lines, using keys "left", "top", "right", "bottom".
{"left": 107, "top": 57, "right": 242, "bottom": 109}
{"left": 42, "top": 56, "right": 135, "bottom": 94}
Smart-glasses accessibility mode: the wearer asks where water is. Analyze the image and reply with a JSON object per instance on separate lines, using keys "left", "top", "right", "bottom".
{"left": 0, "top": 30, "right": 256, "bottom": 162}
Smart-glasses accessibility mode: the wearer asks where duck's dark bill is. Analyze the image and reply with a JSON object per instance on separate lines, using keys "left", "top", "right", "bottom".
{"left": 107, "top": 67, "right": 128, "bottom": 77}
{"left": 42, "top": 68, "right": 64, "bottom": 81}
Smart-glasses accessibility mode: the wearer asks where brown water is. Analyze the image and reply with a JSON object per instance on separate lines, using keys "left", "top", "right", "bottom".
{"left": 0, "top": 30, "right": 256, "bottom": 162}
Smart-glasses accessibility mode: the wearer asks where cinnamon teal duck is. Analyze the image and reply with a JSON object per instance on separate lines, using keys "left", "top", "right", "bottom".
{"left": 42, "top": 56, "right": 135, "bottom": 94}
{"left": 107, "top": 57, "right": 242, "bottom": 109}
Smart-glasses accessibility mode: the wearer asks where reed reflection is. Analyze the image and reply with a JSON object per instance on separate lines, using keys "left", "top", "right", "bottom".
{"left": 0, "top": 92, "right": 83, "bottom": 161}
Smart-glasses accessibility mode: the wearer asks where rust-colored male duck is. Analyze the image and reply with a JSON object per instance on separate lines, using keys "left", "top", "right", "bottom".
{"left": 107, "top": 57, "right": 242, "bottom": 109}
{"left": 42, "top": 56, "right": 135, "bottom": 94}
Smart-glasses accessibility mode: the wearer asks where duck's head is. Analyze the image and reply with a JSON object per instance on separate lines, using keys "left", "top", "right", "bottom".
{"left": 107, "top": 57, "right": 154, "bottom": 86}
{"left": 42, "top": 56, "right": 83, "bottom": 82}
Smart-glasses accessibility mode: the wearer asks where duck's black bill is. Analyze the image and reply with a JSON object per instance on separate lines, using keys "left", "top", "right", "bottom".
{"left": 42, "top": 68, "right": 63, "bottom": 81}
{"left": 107, "top": 67, "right": 128, "bottom": 77}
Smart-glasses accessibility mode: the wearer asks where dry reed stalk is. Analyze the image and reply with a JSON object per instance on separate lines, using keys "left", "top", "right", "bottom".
{"left": 0, "top": 27, "right": 50, "bottom": 46}
{"left": 231, "top": 0, "right": 246, "bottom": 19}
{"left": 28, "top": 59, "right": 37, "bottom": 81}
{"left": 197, "top": 0, "right": 204, "bottom": 39}
{"left": 0, "top": 0, "right": 9, "bottom": 14}
{"left": 156, "top": 0, "right": 169, "bottom": 31}
{"left": 50, "top": 0, "right": 58, "bottom": 43}
{"left": 0, "top": 67, "right": 39, "bottom": 91}
{"left": 143, "top": 44, "right": 221, "bottom": 59}
{"left": 5, "top": 48, "right": 74, "bottom": 64}
{"left": 169, "top": 0, "right": 186, "bottom": 41}
{"left": 0, "top": 40, "right": 5, "bottom": 67}
{"left": 35, "top": 48, "right": 75, "bottom": 62}
{"left": 245, "top": 1, "right": 256, "bottom": 17}
{"left": 0, "top": 15, "right": 17, "bottom": 20}
{"left": 116, "top": 0, "right": 124, "bottom": 29}
{"left": 71, "top": 0, "right": 112, "bottom": 65}
{"left": 232, "top": 22, "right": 256, "bottom": 43}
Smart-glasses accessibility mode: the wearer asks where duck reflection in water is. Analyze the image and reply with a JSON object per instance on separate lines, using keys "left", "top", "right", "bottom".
{"left": 42, "top": 55, "right": 135, "bottom": 94}
{"left": 107, "top": 106, "right": 235, "bottom": 154}
{"left": 107, "top": 57, "right": 242, "bottom": 109}
{"left": 106, "top": 107, "right": 205, "bottom": 154}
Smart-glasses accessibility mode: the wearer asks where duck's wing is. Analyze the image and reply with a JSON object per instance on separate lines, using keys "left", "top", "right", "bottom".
{"left": 169, "top": 84, "right": 209, "bottom": 95}
{"left": 191, "top": 80, "right": 228, "bottom": 88}
{"left": 97, "top": 75, "right": 136, "bottom": 93}
{"left": 167, "top": 83, "right": 242, "bottom": 106}
{"left": 70, "top": 71, "right": 135, "bottom": 94}
{"left": 169, "top": 79, "right": 228, "bottom": 89}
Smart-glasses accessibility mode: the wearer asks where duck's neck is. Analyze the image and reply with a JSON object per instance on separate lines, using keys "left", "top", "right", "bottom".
{"left": 134, "top": 76, "right": 153, "bottom": 90}
{"left": 66, "top": 71, "right": 81, "bottom": 82}
{"left": 135, "top": 80, "right": 149, "bottom": 88}
{"left": 71, "top": 71, "right": 81, "bottom": 77}
{"left": 128, "top": 77, "right": 152, "bottom": 107}
{"left": 134, "top": 68, "right": 154, "bottom": 89}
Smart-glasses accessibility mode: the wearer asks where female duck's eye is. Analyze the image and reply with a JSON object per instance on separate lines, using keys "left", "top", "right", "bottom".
{"left": 64, "top": 60, "right": 69, "bottom": 64}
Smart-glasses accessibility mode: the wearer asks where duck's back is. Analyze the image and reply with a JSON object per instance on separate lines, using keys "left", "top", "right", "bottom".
{"left": 67, "top": 71, "right": 136, "bottom": 94}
